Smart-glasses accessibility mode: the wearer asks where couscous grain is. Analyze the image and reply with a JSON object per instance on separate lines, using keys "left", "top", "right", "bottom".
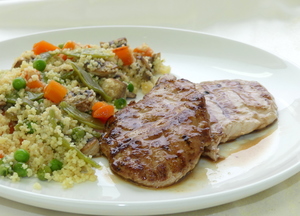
{"left": 0, "top": 37, "right": 170, "bottom": 188}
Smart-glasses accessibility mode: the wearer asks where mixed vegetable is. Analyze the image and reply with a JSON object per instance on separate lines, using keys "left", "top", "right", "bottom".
{"left": 0, "top": 37, "right": 170, "bottom": 185}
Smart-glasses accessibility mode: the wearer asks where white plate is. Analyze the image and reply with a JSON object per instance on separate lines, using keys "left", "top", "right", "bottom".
{"left": 0, "top": 26, "right": 299, "bottom": 215}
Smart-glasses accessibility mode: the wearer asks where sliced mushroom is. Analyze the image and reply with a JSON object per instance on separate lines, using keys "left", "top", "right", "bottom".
{"left": 64, "top": 89, "right": 96, "bottom": 112}
{"left": 0, "top": 101, "right": 6, "bottom": 107}
{"left": 100, "top": 37, "right": 128, "bottom": 48}
{"left": 113, "top": 71, "right": 127, "bottom": 80}
{"left": 152, "top": 53, "right": 161, "bottom": 62}
{"left": 12, "top": 53, "right": 35, "bottom": 68}
{"left": 134, "top": 55, "right": 154, "bottom": 81}
{"left": 100, "top": 78, "right": 127, "bottom": 100}
{"left": 126, "top": 91, "right": 136, "bottom": 99}
{"left": 85, "top": 61, "right": 118, "bottom": 78}
{"left": 12, "top": 58, "right": 25, "bottom": 68}
{"left": 142, "top": 70, "right": 153, "bottom": 81}
{"left": 136, "top": 55, "right": 152, "bottom": 71}
{"left": 81, "top": 137, "right": 100, "bottom": 157}
{"left": 108, "top": 37, "right": 127, "bottom": 48}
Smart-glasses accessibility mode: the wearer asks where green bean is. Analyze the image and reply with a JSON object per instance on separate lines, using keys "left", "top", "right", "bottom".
{"left": 5, "top": 92, "right": 36, "bottom": 107}
{"left": 49, "top": 109, "right": 57, "bottom": 129}
{"left": 71, "top": 63, "right": 112, "bottom": 102}
{"left": 49, "top": 108, "right": 101, "bottom": 169}
{"left": 40, "top": 71, "right": 48, "bottom": 83}
{"left": 61, "top": 138, "right": 101, "bottom": 169}
{"left": 14, "top": 120, "right": 36, "bottom": 134}
{"left": 26, "top": 121, "right": 35, "bottom": 134}
{"left": 59, "top": 101, "right": 105, "bottom": 130}
{"left": 34, "top": 51, "right": 56, "bottom": 65}
{"left": 22, "top": 98, "right": 35, "bottom": 107}
{"left": 61, "top": 48, "right": 114, "bottom": 59}
{"left": 27, "top": 91, "right": 44, "bottom": 101}
{"left": 60, "top": 70, "right": 74, "bottom": 80}
{"left": 5, "top": 92, "right": 19, "bottom": 104}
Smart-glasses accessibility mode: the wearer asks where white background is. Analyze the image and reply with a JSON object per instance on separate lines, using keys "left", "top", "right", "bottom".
{"left": 0, "top": 0, "right": 299, "bottom": 215}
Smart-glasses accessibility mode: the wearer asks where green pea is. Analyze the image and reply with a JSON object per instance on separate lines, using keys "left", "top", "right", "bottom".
{"left": 91, "top": 131, "right": 102, "bottom": 138}
{"left": 14, "top": 149, "right": 30, "bottom": 163}
{"left": 114, "top": 98, "right": 127, "bottom": 109}
{"left": 49, "top": 159, "right": 63, "bottom": 171}
{"left": 37, "top": 166, "right": 52, "bottom": 181}
{"left": 127, "top": 83, "right": 134, "bottom": 92}
{"left": 12, "top": 77, "right": 26, "bottom": 91}
{"left": 71, "top": 127, "right": 86, "bottom": 141}
{"left": 58, "top": 43, "right": 65, "bottom": 49}
{"left": 0, "top": 164, "right": 11, "bottom": 176}
{"left": 13, "top": 162, "right": 28, "bottom": 177}
{"left": 33, "top": 59, "right": 47, "bottom": 72}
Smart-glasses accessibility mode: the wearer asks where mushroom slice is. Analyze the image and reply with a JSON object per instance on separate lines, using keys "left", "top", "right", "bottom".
{"left": 0, "top": 101, "right": 6, "bottom": 107}
{"left": 136, "top": 55, "right": 152, "bottom": 71}
{"left": 108, "top": 37, "right": 128, "bottom": 48}
{"left": 12, "top": 52, "right": 35, "bottom": 68}
{"left": 81, "top": 137, "right": 100, "bottom": 157}
{"left": 86, "top": 61, "right": 118, "bottom": 77}
{"left": 100, "top": 37, "right": 128, "bottom": 48}
{"left": 64, "top": 89, "right": 96, "bottom": 112}
{"left": 12, "top": 57, "right": 25, "bottom": 68}
{"left": 126, "top": 91, "right": 136, "bottom": 99}
{"left": 100, "top": 78, "right": 127, "bottom": 100}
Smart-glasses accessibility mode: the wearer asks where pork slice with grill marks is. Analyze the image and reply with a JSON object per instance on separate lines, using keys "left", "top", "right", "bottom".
{"left": 196, "top": 79, "right": 278, "bottom": 161}
{"left": 100, "top": 74, "right": 212, "bottom": 188}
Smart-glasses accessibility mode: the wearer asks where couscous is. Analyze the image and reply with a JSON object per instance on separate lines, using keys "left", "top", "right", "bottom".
{"left": 0, "top": 37, "right": 170, "bottom": 188}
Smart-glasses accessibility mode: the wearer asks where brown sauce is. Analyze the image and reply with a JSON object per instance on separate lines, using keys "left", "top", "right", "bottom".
{"left": 97, "top": 121, "right": 278, "bottom": 192}
{"left": 218, "top": 120, "right": 278, "bottom": 158}
{"left": 164, "top": 121, "right": 279, "bottom": 193}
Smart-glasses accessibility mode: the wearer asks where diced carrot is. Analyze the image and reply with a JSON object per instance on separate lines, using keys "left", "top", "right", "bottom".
{"left": 63, "top": 41, "right": 78, "bottom": 50}
{"left": 59, "top": 54, "right": 68, "bottom": 61}
{"left": 92, "top": 102, "right": 115, "bottom": 123}
{"left": 112, "top": 46, "right": 135, "bottom": 66}
{"left": 8, "top": 122, "right": 15, "bottom": 134}
{"left": 92, "top": 101, "right": 106, "bottom": 111}
{"left": 32, "top": 40, "right": 60, "bottom": 55}
{"left": 0, "top": 152, "right": 4, "bottom": 159}
{"left": 43, "top": 80, "right": 68, "bottom": 104}
{"left": 133, "top": 44, "right": 153, "bottom": 57}
{"left": 27, "top": 80, "right": 44, "bottom": 89}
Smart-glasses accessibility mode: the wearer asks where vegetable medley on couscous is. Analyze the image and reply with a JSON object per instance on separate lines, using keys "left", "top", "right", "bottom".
{"left": 0, "top": 37, "right": 170, "bottom": 188}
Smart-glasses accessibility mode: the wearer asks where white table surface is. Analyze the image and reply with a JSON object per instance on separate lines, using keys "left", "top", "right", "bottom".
{"left": 0, "top": 0, "right": 299, "bottom": 215}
